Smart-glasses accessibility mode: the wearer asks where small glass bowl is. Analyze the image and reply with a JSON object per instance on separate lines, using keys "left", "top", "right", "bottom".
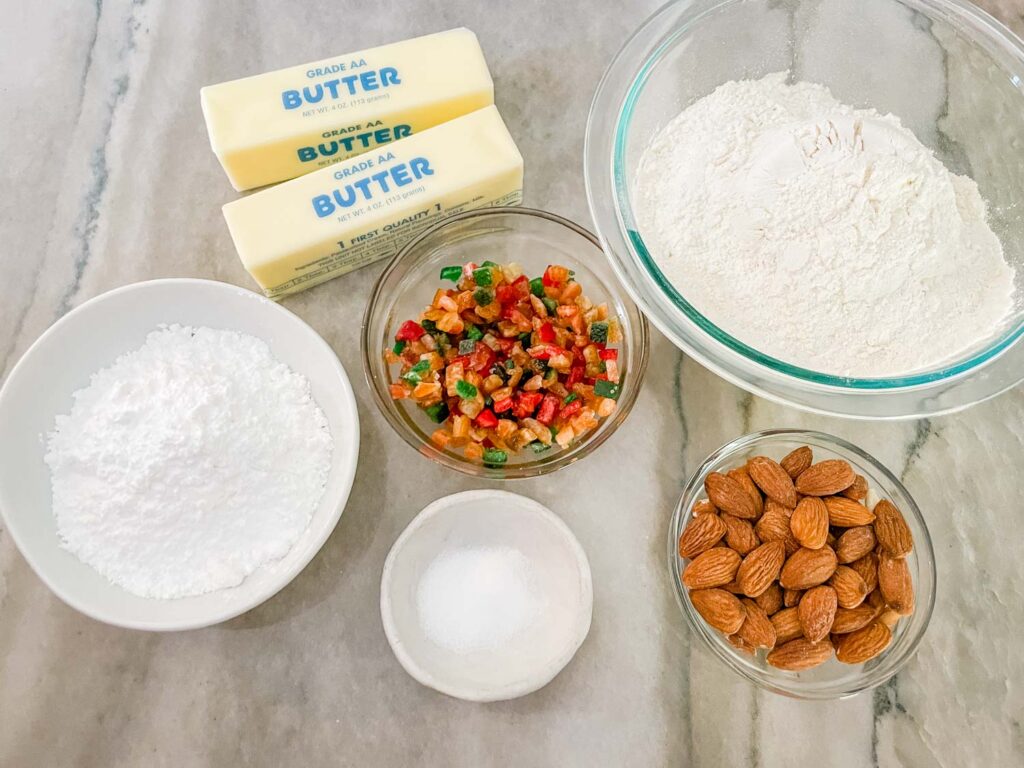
{"left": 669, "top": 429, "right": 936, "bottom": 699}
{"left": 361, "top": 207, "right": 650, "bottom": 479}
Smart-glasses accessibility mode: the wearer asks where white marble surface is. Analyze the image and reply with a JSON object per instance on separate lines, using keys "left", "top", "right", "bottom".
{"left": 1, "top": 1, "right": 1023, "bottom": 765}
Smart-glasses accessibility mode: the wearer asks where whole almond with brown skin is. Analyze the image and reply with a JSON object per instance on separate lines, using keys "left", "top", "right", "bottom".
{"left": 748, "top": 456, "right": 798, "bottom": 508}
{"left": 824, "top": 496, "right": 876, "bottom": 527}
{"left": 767, "top": 638, "right": 834, "bottom": 670}
{"left": 828, "top": 566, "right": 869, "bottom": 608}
{"left": 738, "top": 599, "right": 777, "bottom": 649}
{"left": 836, "top": 621, "right": 892, "bottom": 664}
{"left": 790, "top": 497, "right": 829, "bottom": 550}
{"left": 721, "top": 514, "right": 760, "bottom": 555}
{"left": 783, "top": 588, "right": 803, "bottom": 608}
{"left": 798, "top": 585, "right": 838, "bottom": 643}
{"left": 690, "top": 588, "right": 746, "bottom": 634}
{"left": 692, "top": 499, "right": 717, "bottom": 516}
{"left": 678, "top": 513, "right": 727, "bottom": 559}
{"left": 835, "top": 525, "right": 877, "bottom": 564}
{"left": 771, "top": 607, "right": 804, "bottom": 644}
{"left": 841, "top": 474, "right": 868, "bottom": 501}
{"left": 728, "top": 466, "right": 765, "bottom": 517}
{"left": 831, "top": 604, "right": 878, "bottom": 634}
{"left": 705, "top": 472, "right": 758, "bottom": 519}
{"left": 780, "top": 546, "right": 838, "bottom": 590}
{"left": 874, "top": 499, "right": 913, "bottom": 558}
{"left": 736, "top": 540, "right": 786, "bottom": 597}
{"left": 755, "top": 502, "right": 799, "bottom": 554}
{"left": 755, "top": 583, "right": 784, "bottom": 616}
{"left": 780, "top": 446, "right": 813, "bottom": 479}
{"left": 878, "top": 552, "right": 915, "bottom": 615}
{"left": 850, "top": 552, "right": 879, "bottom": 593}
{"left": 682, "top": 547, "right": 741, "bottom": 589}
{"left": 795, "top": 459, "right": 856, "bottom": 496}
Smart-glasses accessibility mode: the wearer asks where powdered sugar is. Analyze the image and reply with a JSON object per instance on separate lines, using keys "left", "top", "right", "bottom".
{"left": 634, "top": 72, "right": 1016, "bottom": 378}
{"left": 416, "top": 546, "right": 545, "bottom": 653}
{"left": 45, "top": 325, "right": 333, "bottom": 599}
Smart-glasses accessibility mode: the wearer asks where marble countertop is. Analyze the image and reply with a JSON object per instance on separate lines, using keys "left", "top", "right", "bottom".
{"left": 2, "top": 1, "right": 1022, "bottom": 765}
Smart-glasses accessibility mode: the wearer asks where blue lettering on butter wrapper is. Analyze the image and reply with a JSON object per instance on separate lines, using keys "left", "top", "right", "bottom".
{"left": 297, "top": 125, "right": 412, "bottom": 163}
{"left": 282, "top": 67, "right": 401, "bottom": 110}
{"left": 312, "top": 157, "right": 433, "bottom": 217}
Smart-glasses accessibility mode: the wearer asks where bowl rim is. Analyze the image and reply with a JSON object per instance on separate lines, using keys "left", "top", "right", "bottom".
{"left": 379, "top": 489, "right": 594, "bottom": 702}
{"left": 360, "top": 206, "right": 650, "bottom": 479}
{"left": 0, "top": 278, "right": 360, "bottom": 631}
{"left": 585, "top": 0, "right": 1024, "bottom": 415}
{"left": 667, "top": 428, "right": 937, "bottom": 699}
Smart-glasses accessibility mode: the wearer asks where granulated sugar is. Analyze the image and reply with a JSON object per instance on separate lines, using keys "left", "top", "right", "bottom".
{"left": 416, "top": 546, "right": 545, "bottom": 653}
{"left": 45, "top": 325, "right": 334, "bottom": 599}
{"left": 634, "top": 72, "right": 1016, "bottom": 378}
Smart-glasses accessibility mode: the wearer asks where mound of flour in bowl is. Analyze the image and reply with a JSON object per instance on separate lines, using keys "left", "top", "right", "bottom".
{"left": 45, "top": 325, "right": 333, "bottom": 599}
{"left": 634, "top": 72, "right": 1016, "bottom": 378}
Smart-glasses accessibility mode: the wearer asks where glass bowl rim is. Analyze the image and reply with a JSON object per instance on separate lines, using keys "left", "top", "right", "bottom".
{"left": 360, "top": 205, "right": 651, "bottom": 480}
{"left": 667, "top": 428, "right": 937, "bottom": 699}
{"left": 608, "top": 0, "right": 1024, "bottom": 390}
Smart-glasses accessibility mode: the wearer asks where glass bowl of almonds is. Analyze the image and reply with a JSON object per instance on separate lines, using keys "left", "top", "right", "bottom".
{"left": 669, "top": 429, "right": 936, "bottom": 699}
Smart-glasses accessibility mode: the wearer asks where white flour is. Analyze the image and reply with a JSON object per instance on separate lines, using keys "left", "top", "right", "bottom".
{"left": 45, "top": 325, "right": 333, "bottom": 599}
{"left": 416, "top": 546, "right": 544, "bottom": 653}
{"left": 634, "top": 72, "right": 1016, "bottom": 377}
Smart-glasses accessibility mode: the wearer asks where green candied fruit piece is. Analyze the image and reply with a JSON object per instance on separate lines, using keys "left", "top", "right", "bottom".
{"left": 529, "top": 277, "right": 545, "bottom": 298}
{"left": 473, "top": 266, "right": 494, "bottom": 286}
{"left": 483, "top": 448, "right": 508, "bottom": 465}
{"left": 455, "top": 379, "right": 478, "bottom": 399}
{"left": 424, "top": 402, "right": 449, "bottom": 423}
{"left": 589, "top": 321, "right": 609, "bottom": 344}
{"left": 473, "top": 287, "right": 494, "bottom": 306}
{"left": 594, "top": 378, "right": 621, "bottom": 400}
{"left": 439, "top": 265, "right": 463, "bottom": 282}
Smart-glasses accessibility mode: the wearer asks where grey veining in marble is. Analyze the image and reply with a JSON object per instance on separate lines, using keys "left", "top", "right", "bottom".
{"left": 1, "top": 1, "right": 1023, "bottom": 766}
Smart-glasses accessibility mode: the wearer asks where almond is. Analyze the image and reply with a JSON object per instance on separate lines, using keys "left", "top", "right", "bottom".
{"left": 878, "top": 552, "right": 915, "bottom": 615}
{"left": 755, "top": 501, "right": 799, "bottom": 554}
{"left": 767, "top": 638, "right": 834, "bottom": 671}
{"left": 795, "top": 459, "right": 856, "bottom": 496}
{"left": 728, "top": 465, "right": 765, "bottom": 517}
{"left": 790, "top": 497, "right": 829, "bottom": 549}
{"left": 828, "top": 565, "right": 869, "bottom": 608}
{"left": 850, "top": 552, "right": 879, "bottom": 593}
{"left": 841, "top": 474, "right": 868, "bottom": 501}
{"left": 682, "top": 547, "right": 742, "bottom": 589}
{"left": 690, "top": 588, "right": 746, "bottom": 634}
{"left": 831, "top": 604, "right": 879, "bottom": 634}
{"left": 835, "top": 525, "right": 876, "bottom": 563}
{"left": 780, "top": 546, "right": 837, "bottom": 590}
{"left": 798, "top": 585, "right": 838, "bottom": 643}
{"left": 720, "top": 580, "right": 745, "bottom": 594}
{"left": 736, "top": 540, "right": 786, "bottom": 597}
{"left": 783, "top": 588, "right": 803, "bottom": 608}
{"left": 824, "top": 496, "right": 875, "bottom": 527}
{"left": 721, "top": 514, "right": 760, "bottom": 555}
{"left": 705, "top": 472, "right": 758, "bottom": 520}
{"left": 748, "top": 456, "right": 798, "bottom": 508}
{"left": 692, "top": 499, "right": 717, "bottom": 516}
{"left": 867, "top": 587, "right": 886, "bottom": 613}
{"left": 878, "top": 609, "right": 901, "bottom": 631}
{"left": 836, "top": 621, "right": 892, "bottom": 664}
{"left": 755, "top": 583, "right": 784, "bottom": 616}
{"left": 780, "top": 445, "right": 813, "bottom": 479}
{"left": 771, "top": 606, "right": 804, "bottom": 644}
{"left": 728, "top": 633, "right": 756, "bottom": 655}
{"left": 737, "top": 599, "right": 777, "bottom": 649}
{"left": 874, "top": 499, "right": 913, "bottom": 558}
{"left": 678, "top": 513, "right": 727, "bottom": 559}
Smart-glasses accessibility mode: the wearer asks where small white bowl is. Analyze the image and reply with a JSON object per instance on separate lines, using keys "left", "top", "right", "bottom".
{"left": 0, "top": 279, "right": 360, "bottom": 631}
{"left": 381, "top": 490, "right": 593, "bottom": 702}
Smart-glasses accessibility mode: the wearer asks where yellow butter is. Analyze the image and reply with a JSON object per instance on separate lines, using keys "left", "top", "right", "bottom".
{"left": 201, "top": 28, "right": 494, "bottom": 191}
{"left": 222, "top": 106, "right": 524, "bottom": 298}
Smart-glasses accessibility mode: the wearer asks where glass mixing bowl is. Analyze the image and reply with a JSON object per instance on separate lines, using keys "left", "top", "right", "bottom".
{"left": 585, "top": 0, "right": 1024, "bottom": 418}
{"left": 669, "top": 430, "right": 936, "bottom": 699}
{"left": 362, "top": 207, "right": 650, "bottom": 479}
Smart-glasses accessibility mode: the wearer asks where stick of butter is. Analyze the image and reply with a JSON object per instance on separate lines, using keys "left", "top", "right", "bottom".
{"left": 222, "top": 106, "right": 524, "bottom": 298}
{"left": 201, "top": 28, "right": 494, "bottom": 191}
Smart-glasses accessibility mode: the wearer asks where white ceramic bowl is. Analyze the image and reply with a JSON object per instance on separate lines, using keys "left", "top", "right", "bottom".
{"left": 380, "top": 490, "right": 593, "bottom": 702}
{"left": 0, "top": 279, "right": 360, "bottom": 631}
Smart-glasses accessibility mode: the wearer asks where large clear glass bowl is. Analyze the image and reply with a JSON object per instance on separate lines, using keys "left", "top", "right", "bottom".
{"left": 362, "top": 207, "right": 650, "bottom": 479}
{"left": 585, "top": 0, "right": 1024, "bottom": 418}
{"left": 669, "top": 430, "right": 936, "bottom": 699}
